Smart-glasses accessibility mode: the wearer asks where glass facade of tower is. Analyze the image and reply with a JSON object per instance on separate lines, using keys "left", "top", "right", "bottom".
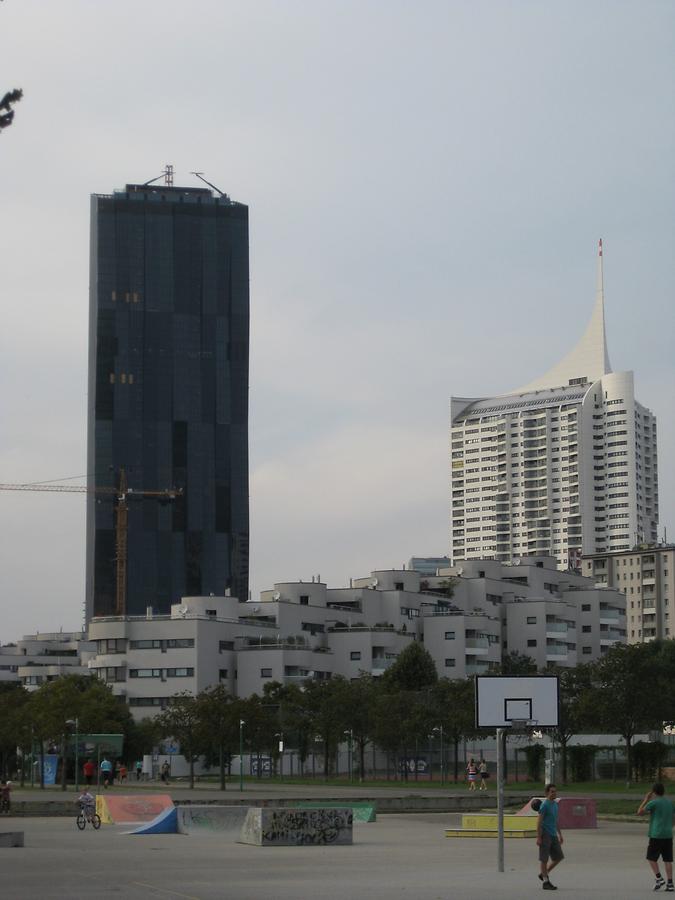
{"left": 86, "top": 184, "right": 249, "bottom": 619}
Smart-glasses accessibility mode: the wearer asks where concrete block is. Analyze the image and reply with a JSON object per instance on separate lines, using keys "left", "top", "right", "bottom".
{"left": 0, "top": 832, "right": 24, "bottom": 848}
{"left": 240, "top": 807, "right": 353, "bottom": 846}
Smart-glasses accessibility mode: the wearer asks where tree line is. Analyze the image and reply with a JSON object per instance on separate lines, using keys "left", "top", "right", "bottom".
{"left": 1, "top": 639, "right": 674, "bottom": 788}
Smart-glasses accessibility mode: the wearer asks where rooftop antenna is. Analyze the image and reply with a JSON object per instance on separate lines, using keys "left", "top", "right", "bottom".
{"left": 191, "top": 171, "right": 229, "bottom": 198}
{"left": 143, "top": 164, "right": 174, "bottom": 187}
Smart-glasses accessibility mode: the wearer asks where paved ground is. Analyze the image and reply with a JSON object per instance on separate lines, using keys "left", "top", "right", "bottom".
{"left": 0, "top": 812, "right": 657, "bottom": 899}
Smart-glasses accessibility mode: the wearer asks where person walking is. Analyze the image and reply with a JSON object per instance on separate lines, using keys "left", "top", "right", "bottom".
{"left": 478, "top": 758, "right": 489, "bottom": 791}
{"left": 135, "top": 760, "right": 143, "bottom": 782}
{"left": 160, "top": 761, "right": 170, "bottom": 785}
{"left": 537, "top": 783, "right": 564, "bottom": 890}
{"left": 638, "top": 782, "right": 674, "bottom": 892}
{"left": 83, "top": 759, "right": 95, "bottom": 787}
{"left": 99, "top": 756, "right": 113, "bottom": 789}
{"left": 466, "top": 758, "right": 477, "bottom": 791}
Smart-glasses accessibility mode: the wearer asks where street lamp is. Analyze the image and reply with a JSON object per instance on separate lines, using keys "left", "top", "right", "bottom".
{"left": 239, "top": 720, "right": 245, "bottom": 793}
{"left": 432, "top": 726, "right": 444, "bottom": 786}
{"left": 344, "top": 730, "right": 353, "bottom": 783}
{"left": 66, "top": 718, "right": 79, "bottom": 791}
{"left": 275, "top": 732, "right": 284, "bottom": 781}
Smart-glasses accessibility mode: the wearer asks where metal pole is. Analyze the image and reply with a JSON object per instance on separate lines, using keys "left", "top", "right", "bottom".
{"left": 497, "top": 728, "right": 505, "bottom": 873}
{"left": 74, "top": 718, "right": 79, "bottom": 792}
{"left": 440, "top": 726, "right": 444, "bottom": 786}
{"left": 239, "top": 720, "right": 244, "bottom": 792}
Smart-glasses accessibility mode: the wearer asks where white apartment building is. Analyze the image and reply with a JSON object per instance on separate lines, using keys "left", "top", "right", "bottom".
{"left": 450, "top": 241, "right": 659, "bottom": 570}
{"left": 82, "top": 557, "right": 625, "bottom": 718}
{"left": 582, "top": 544, "right": 674, "bottom": 642}
{"left": 0, "top": 631, "right": 95, "bottom": 689}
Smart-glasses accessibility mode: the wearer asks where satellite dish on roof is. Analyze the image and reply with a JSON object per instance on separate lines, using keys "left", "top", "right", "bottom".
{"left": 273, "top": 591, "right": 281, "bottom": 600}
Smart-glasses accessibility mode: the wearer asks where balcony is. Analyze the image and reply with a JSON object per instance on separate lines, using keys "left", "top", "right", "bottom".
{"left": 465, "top": 637, "right": 490, "bottom": 654}
{"left": 546, "top": 621, "right": 568, "bottom": 634}
{"left": 599, "top": 608, "right": 620, "bottom": 622}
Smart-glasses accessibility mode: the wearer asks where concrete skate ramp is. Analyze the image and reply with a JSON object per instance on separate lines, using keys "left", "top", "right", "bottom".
{"left": 240, "top": 807, "right": 353, "bottom": 846}
{"left": 127, "top": 806, "right": 178, "bottom": 835}
{"left": 177, "top": 805, "right": 249, "bottom": 837}
{"left": 515, "top": 797, "right": 597, "bottom": 828}
{"left": 98, "top": 794, "right": 173, "bottom": 825}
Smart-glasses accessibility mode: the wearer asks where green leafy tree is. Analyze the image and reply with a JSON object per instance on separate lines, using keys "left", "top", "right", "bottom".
{"left": 342, "top": 675, "right": 379, "bottom": 781}
{"left": 431, "top": 677, "right": 479, "bottom": 782}
{"left": 156, "top": 692, "right": 201, "bottom": 788}
{"left": 195, "top": 685, "right": 239, "bottom": 789}
{"left": 589, "top": 642, "right": 664, "bottom": 782}
{"left": 0, "top": 683, "right": 28, "bottom": 780}
{"left": 500, "top": 651, "right": 537, "bottom": 675}
{"left": 382, "top": 641, "right": 438, "bottom": 692}
{"left": 548, "top": 665, "right": 593, "bottom": 783}
{"left": 303, "top": 677, "right": 352, "bottom": 779}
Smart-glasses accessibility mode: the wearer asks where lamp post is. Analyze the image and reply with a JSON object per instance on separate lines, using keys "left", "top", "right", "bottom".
{"left": 239, "top": 720, "right": 245, "bottom": 793}
{"left": 66, "top": 717, "right": 80, "bottom": 791}
{"left": 275, "top": 732, "right": 284, "bottom": 781}
{"left": 432, "top": 726, "right": 444, "bottom": 786}
{"left": 344, "top": 730, "right": 353, "bottom": 783}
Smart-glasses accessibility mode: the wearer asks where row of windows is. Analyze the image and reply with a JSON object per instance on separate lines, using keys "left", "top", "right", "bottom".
{"left": 129, "top": 668, "right": 194, "bottom": 678}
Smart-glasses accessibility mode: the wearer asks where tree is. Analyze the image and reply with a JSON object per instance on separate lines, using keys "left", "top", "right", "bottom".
{"left": 431, "top": 677, "right": 479, "bottom": 782}
{"left": 382, "top": 641, "right": 438, "bottom": 692}
{"left": 342, "top": 675, "right": 379, "bottom": 781}
{"left": 195, "top": 685, "right": 238, "bottom": 790}
{"left": 0, "top": 683, "right": 28, "bottom": 780}
{"left": 548, "top": 665, "right": 593, "bottom": 783}
{"left": 500, "top": 651, "right": 537, "bottom": 675}
{"left": 302, "top": 677, "right": 352, "bottom": 779}
{"left": 590, "top": 642, "right": 664, "bottom": 783}
{"left": 156, "top": 693, "right": 201, "bottom": 788}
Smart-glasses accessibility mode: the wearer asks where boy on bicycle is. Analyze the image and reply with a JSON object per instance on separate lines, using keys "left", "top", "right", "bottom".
{"left": 77, "top": 789, "right": 95, "bottom": 817}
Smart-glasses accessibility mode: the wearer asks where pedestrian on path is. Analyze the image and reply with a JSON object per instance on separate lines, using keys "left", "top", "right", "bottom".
{"left": 478, "top": 758, "right": 489, "bottom": 791}
{"left": 466, "top": 758, "right": 477, "bottom": 791}
{"left": 638, "top": 782, "right": 674, "bottom": 892}
{"left": 99, "top": 756, "right": 113, "bottom": 788}
{"left": 537, "top": 783, "right": 564, "bottom": 891}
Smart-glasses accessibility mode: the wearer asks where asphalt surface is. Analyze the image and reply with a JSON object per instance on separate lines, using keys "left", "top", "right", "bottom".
{"left": 0, "top": 812, "right": 657, "bottom": 899}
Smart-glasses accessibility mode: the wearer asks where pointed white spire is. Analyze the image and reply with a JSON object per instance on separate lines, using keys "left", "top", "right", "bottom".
{"left": 512, "top": 240, "right": 612, "bottom": 393}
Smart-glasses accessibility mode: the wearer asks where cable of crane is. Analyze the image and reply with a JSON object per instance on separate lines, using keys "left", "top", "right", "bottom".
{"left": 17, "top": 473, "right": 92, "bottom": 485}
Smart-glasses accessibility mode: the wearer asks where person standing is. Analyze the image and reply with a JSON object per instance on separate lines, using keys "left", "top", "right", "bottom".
{"left": 135, "top": 760, "right": 143, "bottom": 782}
{"left": 466, "top": 758, "right": 477, "bottom": 791}
{"left": 638, "top": 782, "right": 674, "bottom": 892}
{"left": 83, "top": 759, "right": 95, "bottom": 786}
{"left": 99, "top": 756, "right": 113, "bottom": 788}
{"left": 537, "top": 783, "right": 564, "bottom": 891}
{"left": 478, "top": 758, "right": 489, "bottom": 791}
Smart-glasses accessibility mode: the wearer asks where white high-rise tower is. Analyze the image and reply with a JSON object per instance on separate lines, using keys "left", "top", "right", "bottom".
{"left": 450, "top": 242, "right": 659, "bottom": 569}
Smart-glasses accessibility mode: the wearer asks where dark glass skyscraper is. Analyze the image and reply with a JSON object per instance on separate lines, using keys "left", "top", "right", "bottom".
{"left": 86, "top": 181, "right": 249, "bottom": 619}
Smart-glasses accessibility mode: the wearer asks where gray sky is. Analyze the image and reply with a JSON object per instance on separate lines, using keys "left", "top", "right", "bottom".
{"left": 1, "top": 0, "right": 673, "bottom": 639}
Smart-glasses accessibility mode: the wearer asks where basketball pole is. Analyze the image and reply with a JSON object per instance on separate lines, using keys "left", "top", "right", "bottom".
{"left": 497, "top": 727, "right": 505, "bottom": 873}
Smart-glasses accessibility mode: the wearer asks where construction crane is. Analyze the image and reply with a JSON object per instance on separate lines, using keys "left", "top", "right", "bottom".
{"left": 0, "top": 468, "right": 182, "bottom": 616}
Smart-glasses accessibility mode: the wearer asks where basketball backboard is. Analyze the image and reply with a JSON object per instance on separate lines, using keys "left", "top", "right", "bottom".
{"left": 475, "top": 675, "right": 559, "bottom": 728}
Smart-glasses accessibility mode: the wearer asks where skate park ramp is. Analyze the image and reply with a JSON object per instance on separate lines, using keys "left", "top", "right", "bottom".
{"left": 127, "top": 805, "right": 178, "bottom": 835}
{"left": 97, "top": 793, "right": 174, "bottom": 825}
{"left": 514, "top": 797, "right": 597, "bottom": 828}
{"left": 176, "top": 805, "right": 250, "bottom": 837}
{"left": 294, "top": 801, "right": 376, "bottom": 822}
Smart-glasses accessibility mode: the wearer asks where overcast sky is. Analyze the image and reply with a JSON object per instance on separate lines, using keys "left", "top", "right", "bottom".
{"left": 1, "top": 0, "right": 673, "bottom": 640}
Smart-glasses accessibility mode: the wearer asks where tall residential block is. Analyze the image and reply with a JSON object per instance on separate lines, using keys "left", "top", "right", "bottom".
{"left": 450, "top": 242, "right": 658, "bottom": 570}
{"left": 86, "top": 179, "right": 249, "bottom": 620}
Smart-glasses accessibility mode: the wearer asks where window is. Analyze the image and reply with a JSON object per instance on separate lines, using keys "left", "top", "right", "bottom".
{"left": 166, "top": 639, "right": 195, "bottom": 649}
{"left": 206, "top": 609, "right": 217, "bottom": 618}
{"left": 582, "top": 625, "right": 591, "bottom": 633}
{"left": 166, "top": 667, "right": 194, "bottom": 677}
{"left": 445, "top": 631, "right": 456, "bottom": 640}
{"left": 582, "top": 647, "right": 592, "bottom": 655}
{"left": 299, "top": 595, "right": 309, "bottom": 606}
{"left": 445, "top": 659, "right": 456, "bottom": 667}
{"left": 526, "top": 616, "right": 537, "bottom": 624}
{"left": 582, "top": 604, "right": 591, "bottom": 612}
{"left": 219, "top": 669, "right": 228, "bottom": 680}
{"left": 130, "top": 669, "right": 161, "bottom": 678}
{"left": 527, "top": 639, "right": 537, "bottom": 647}
{"left": 130, "top": 639, "right": 161, "bottom": 650}
{"left": 395, "top": 582, "right": 404, "bottom": 591}
{"left": 350, "top": 651, "right": 361, "bottom": 661}
{"left": 260, "top": 668, "right": 273, "bottom": 678}
{"left": 98, "top": 639, "right": 126, "bottom": 654}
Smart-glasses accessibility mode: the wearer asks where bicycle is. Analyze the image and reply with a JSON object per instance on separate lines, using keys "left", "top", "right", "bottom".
{"left": 76, "top": 804, "right": 101, "bottom": 830}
